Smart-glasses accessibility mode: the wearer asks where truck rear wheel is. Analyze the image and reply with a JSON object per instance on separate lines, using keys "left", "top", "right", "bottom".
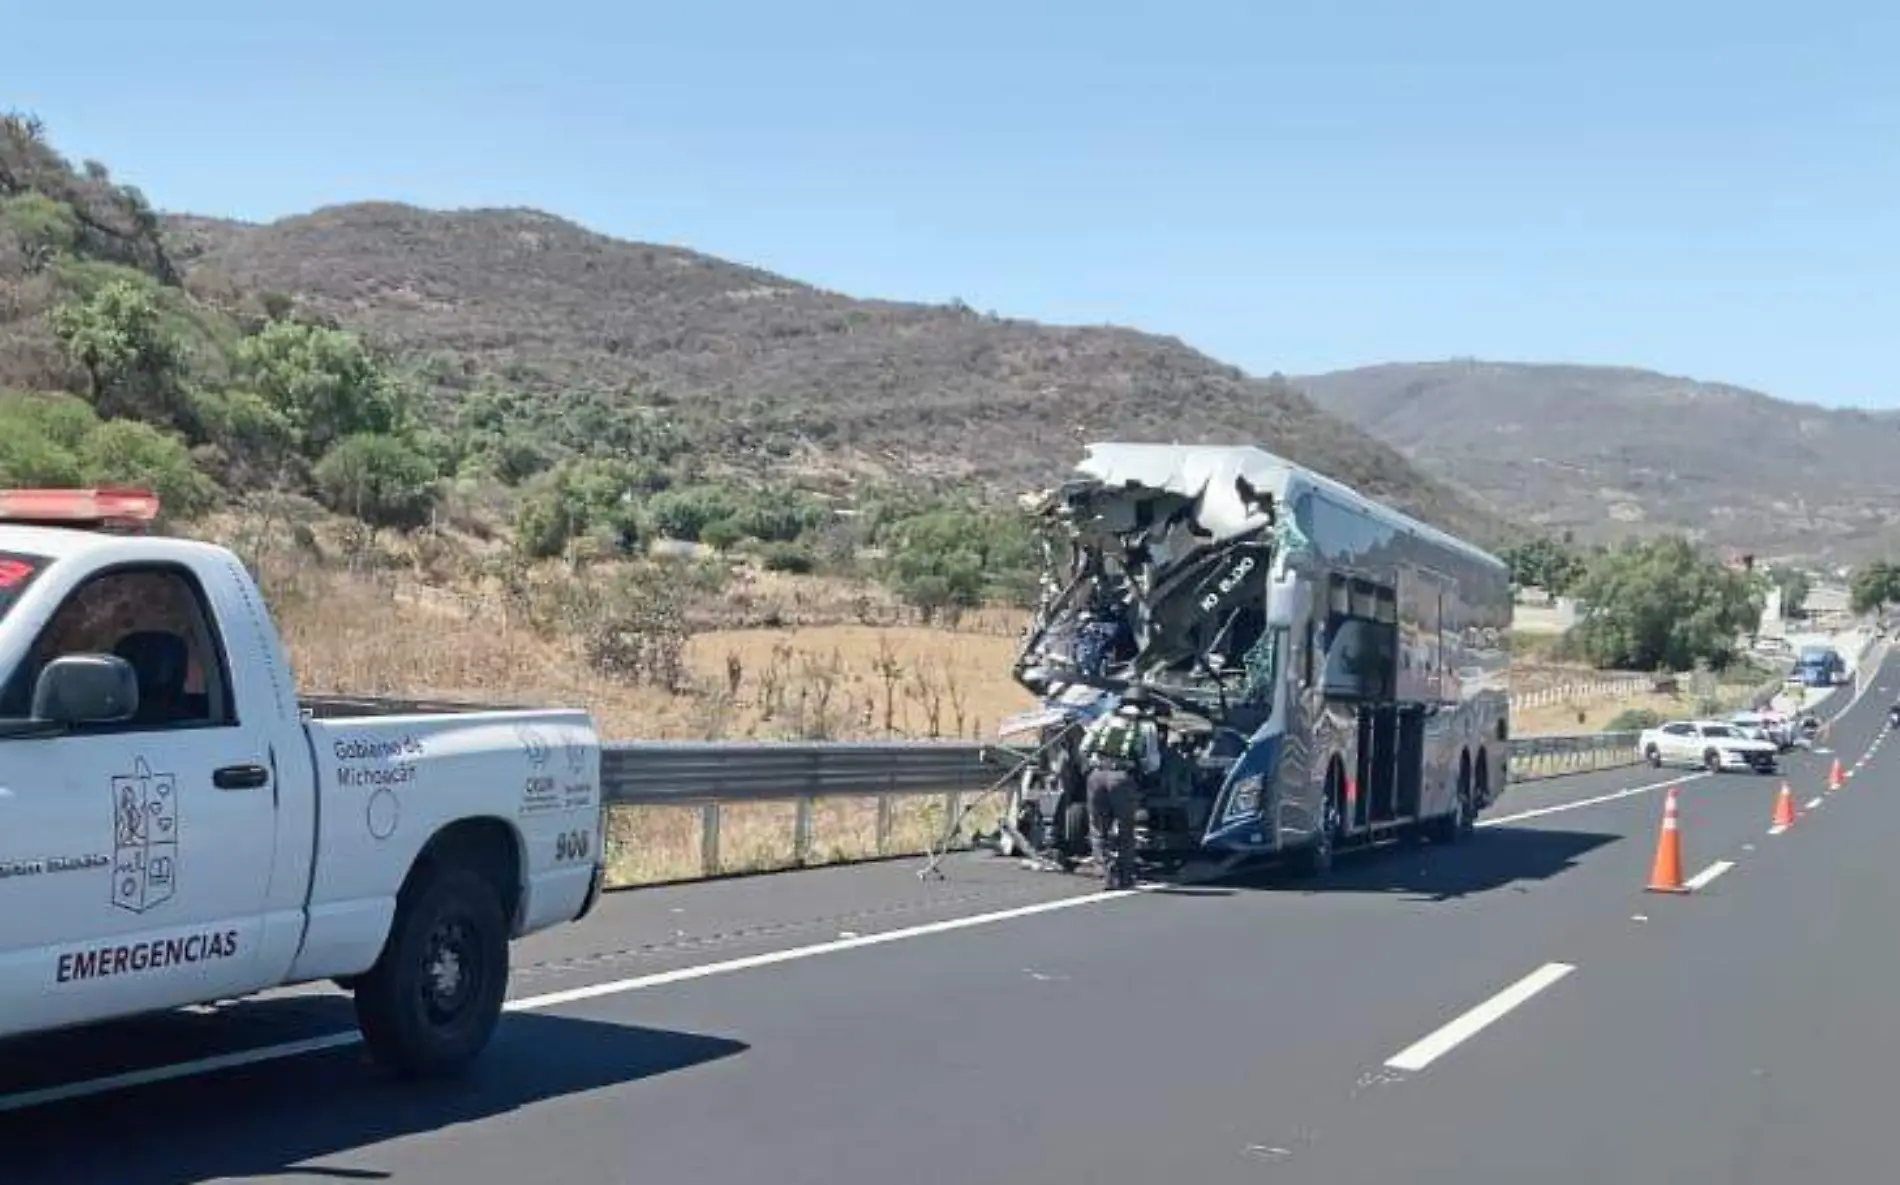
{"left": 354, "top": 866, "right": 510, "bottom": 1079}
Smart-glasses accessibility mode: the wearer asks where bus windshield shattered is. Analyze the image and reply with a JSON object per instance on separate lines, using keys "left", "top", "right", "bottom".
{"left": 994, "top": 445, "right": 1292, "bottom": 870}
{"left": 1010, "top": 448, "right": 1282, "bottom": 716}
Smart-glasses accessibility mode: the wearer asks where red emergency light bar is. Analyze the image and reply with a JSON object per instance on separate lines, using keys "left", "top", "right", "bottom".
{"left": 0, "top": 487, "right": 162, "bottom": 533}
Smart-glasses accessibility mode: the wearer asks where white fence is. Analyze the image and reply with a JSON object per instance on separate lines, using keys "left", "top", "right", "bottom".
{"left": 1509, "top": 678, "right": 1650, "bottom": 712}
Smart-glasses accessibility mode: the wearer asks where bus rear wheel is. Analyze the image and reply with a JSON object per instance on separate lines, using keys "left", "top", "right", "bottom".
{"left": 1427, "top": 755, "right": 1474, "bottom": 844}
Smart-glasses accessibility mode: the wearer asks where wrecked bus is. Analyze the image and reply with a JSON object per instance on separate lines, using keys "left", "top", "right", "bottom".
{"left": 996, "top": 443, "right": 1512, "bottom": 877}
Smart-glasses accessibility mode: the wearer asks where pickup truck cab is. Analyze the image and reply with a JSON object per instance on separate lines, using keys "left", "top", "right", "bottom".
{"left": 0, "top": 489, "right": 606, "bottom": 1078}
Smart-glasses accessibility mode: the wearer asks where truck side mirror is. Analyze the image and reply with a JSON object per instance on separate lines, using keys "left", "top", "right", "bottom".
{"left": 32, "top": 654, "right": 140, "bottom": 727}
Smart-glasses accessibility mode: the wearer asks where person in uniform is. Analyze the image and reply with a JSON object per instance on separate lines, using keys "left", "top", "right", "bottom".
{"left": 1079, "top": 686, "right": 1164, "bottom": 889}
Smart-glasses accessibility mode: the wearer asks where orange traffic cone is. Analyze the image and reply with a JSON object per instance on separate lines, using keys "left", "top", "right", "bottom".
{"left": 1646, "top": 786, "right": 1688, "bottom": 893}
{"left": 1772, "top": 782, "right": 1797, "bottom": 832}
{"left": 1829, "top": 759, "right": 1844, "bottom": 792}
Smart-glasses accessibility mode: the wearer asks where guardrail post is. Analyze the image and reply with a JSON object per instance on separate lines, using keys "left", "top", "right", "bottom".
{"left": 794, "top": 797, "right": 814, "bottom": 865}
{"left": 700, "top": 803, "right": 722, "bottom": 877}
{"left": 875, "top": 795, "right": 893, "bottom": 857}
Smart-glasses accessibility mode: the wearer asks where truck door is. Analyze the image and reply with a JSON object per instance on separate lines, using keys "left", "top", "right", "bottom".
{"left": 0, "top": 560, "right": 279, "bottom": 1037}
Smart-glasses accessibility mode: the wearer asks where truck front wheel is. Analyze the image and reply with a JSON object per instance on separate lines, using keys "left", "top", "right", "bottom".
{"left": 353, "top": 866, "right": 510, "bottom": 1079}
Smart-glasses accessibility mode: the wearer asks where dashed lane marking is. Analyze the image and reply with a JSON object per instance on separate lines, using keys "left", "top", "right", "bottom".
{"left": 1683, "top": 860, "right": 1736, "bottom": 892}
{"left": 1384, "top": 962, "right": 1577, "bottom": 1073}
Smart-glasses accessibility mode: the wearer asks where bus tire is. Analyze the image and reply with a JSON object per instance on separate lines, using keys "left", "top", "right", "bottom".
{"left": 1427, "top": 753, "right": 1474, "bottom": 844}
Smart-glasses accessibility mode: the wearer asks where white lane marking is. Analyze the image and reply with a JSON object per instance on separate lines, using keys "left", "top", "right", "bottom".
{"left": 1806, "top": 797, "right": 1824, "bottom": 810}
{"left": 1479, "top": 773, "right": 1708, "bottom": 828}
{"left": 0, "top": 1034, "right": 359, "bottom": 1115}
{"left": 1683, "top": 860, "right": 1736, "bottom": 892}
{"left": 504, "top": 888, "right": 1135, "bottom": 1010}
{"left": 1384, "top": 962, "right": 1577, "bottom": 1073}
{"left": 0, "top": 887, "right": 1137, "bottom": 1113}
{"left": 1769, "top": 823, "right": 1789, "bottom": 836}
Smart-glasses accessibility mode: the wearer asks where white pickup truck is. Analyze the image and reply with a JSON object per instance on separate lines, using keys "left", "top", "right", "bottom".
{"left": 0, "top": 489, "right": 606, "bottom": 1078}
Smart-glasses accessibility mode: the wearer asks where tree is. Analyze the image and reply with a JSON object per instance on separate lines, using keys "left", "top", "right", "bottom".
{"left": 0, "top": 396, "right": 86, "bottom": 487}
{"left": 78, "top": 418, "right": 217, "bottom": 520}
{"left": 312, "top": 434, "right": 439, "bottom": 532}
{"left": 1849, "top": 562, "right": 1900, "bottom": 616}
{"left": 234, "top": 320, "right": 409, "bottom": 459}
{"left": 0, "top": 391, "right": 212, "bottom": 519}
{"left": 189, "top": 386, "right": 299, "bottom": 486}
{"left": 1566, "top": 536, "right": 1762, "bottom": 671}
{"left": 648, "top": 485, "right": 741, "bottom": 543}
{"left": 46, "top": 278, "right": 190, "bottom": 427}
{"left": 1498, "top": 536, "right": 1585, "bottom": 595}
{"left": 884, "top": 507, "right": 1039, "bottom": 619}
{"left": 1766, "top": 567, "right": 1812, "bottom": 618}
{"left": 512, "top": 458, "right": 651, "bottom": 559}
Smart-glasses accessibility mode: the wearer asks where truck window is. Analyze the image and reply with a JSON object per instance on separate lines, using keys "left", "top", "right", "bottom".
{"left": 0, "top": 563, "right": 235, "bottom": 730}
{"left": 0, "top": 550, "right": 48, "bottom": 624}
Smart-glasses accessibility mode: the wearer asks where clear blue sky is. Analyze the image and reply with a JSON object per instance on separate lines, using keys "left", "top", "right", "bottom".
{"left": 11, "top": 0, "right": 1898, "bottom": 407}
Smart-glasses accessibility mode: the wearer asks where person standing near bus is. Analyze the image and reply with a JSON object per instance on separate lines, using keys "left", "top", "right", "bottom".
{"left": 1079, "top": 687, "right": 1164, "bottom": 889}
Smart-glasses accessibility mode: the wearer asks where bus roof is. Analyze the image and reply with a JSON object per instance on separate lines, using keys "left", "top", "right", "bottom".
{"left": 1074, "top": 441, "right": 1505, "bottom": 572}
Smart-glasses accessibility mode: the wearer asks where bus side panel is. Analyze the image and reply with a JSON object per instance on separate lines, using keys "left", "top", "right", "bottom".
{"left": 1293, "top": 482, "right": 1512, "bottom": 826}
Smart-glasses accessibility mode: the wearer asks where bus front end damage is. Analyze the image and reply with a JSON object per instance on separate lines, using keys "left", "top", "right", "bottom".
{"left": 996, "top": 444, "right": 1286, "bottom": 873}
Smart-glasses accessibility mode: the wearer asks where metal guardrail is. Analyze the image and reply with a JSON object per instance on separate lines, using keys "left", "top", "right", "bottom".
{"left": 1507, "top": 731, "right": 1643, "bottom": 780}
{"left": 599, "top": 731, "right": 1646, "bottom": 810}
{"left": 591, "top": 732, "right": 1648, "bottom": 881}
{"left": 599, "top": 740, "right": 1000, "bottom": 805}
{"left": 301, "top": 690, "right": 1653, "bottom": 805}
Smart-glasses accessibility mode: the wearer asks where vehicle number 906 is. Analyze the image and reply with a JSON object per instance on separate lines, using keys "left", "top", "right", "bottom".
{"left": 554, "top": 830, "right": 593, "bottom": 863}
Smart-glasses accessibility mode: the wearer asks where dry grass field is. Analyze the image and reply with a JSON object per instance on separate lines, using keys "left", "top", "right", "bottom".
{"left": 277, "top": 571, "right": 1036, "bottom": 744}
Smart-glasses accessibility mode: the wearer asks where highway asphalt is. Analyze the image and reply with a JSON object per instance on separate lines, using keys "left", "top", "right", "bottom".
{"left": 1, "top": 661, "right": 1889, "bottom": 1184}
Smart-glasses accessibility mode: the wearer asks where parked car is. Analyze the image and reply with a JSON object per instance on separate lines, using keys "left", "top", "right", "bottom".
{"left": 1639, "top": 720, "right": 1779, "bottom": 774}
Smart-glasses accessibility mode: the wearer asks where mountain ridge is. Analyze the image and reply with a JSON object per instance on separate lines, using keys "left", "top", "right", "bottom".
{"left": 155, "top": 201, "right": 1504, "bottom": 541}
{"left": 1296, "top": 358, "right": 1900, "bottom": 563}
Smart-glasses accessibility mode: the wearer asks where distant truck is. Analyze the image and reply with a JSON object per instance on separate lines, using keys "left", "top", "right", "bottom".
{"left": 1795, "top": 645, "right": 1845, "bottom": 688}
{"left": 0, "top": 488, "right": 606, "bottom": 1077}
